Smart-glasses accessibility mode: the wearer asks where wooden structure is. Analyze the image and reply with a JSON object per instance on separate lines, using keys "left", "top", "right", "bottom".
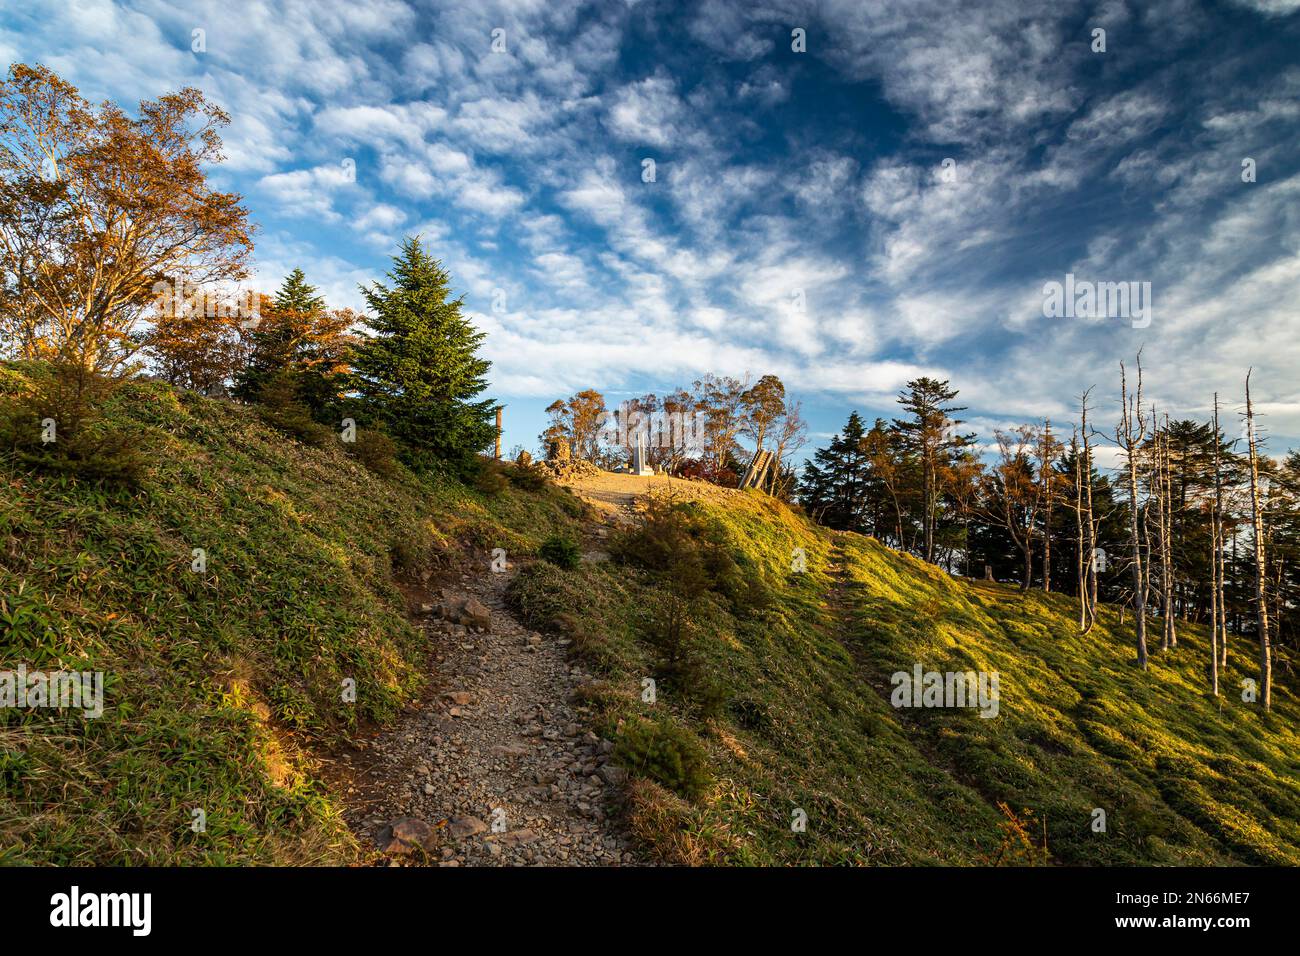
{"left": 739, "top": 449, "right": 775, "bottom": 490}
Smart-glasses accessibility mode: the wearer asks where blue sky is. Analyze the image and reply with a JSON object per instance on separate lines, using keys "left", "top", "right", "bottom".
{"left": 3, "top": 0, "right": 1299, "bottom": 466}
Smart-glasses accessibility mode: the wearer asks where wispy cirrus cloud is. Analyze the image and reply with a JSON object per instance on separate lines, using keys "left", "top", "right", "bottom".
{"left": 2, "top": 0, "right": 1299, "bottom": 455}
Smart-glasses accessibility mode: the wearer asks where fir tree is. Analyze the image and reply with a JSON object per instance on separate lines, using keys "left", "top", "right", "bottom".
{"left": 892, "top": 377, "right": 975, "bottom": 563}
{"left": 799, "top": 411, "right": 871, "bottom": 531}
{"left": 352, "top": 237, "right": 496, "bottom": 471}
{"left": 275, "top": 268, "right": 325, "bottom": 313}
{"left": 236, "top": 270, "right": 325, "bottom": 400}
{"left": 235, "top": 270, "right": 352, "bottom": 420}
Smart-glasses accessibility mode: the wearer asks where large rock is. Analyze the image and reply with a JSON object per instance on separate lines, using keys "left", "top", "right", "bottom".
{"left": 376, "top": 817, "right": 438, "bottom": 856}
{"left": 459, "top": 598, "right": 492, "bottom": 630}
{"left": 438, "top": 595, "right": 492, "bottom": 631}
{"left": 497, "top": 828, "right": 540, "bottom": 847}
{"left": 447, "top": 815, "right": 489, "bottom": 841}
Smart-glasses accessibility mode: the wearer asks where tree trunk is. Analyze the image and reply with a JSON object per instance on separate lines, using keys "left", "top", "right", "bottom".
{"left": 1119, "top": 359, "right": 1148, "bottom": 669}
{"left": 1082, "top": 390, "right": 1099, "bottom": 630}
{"left": 924, "top": 455, "right": 935, "bottom": 563}
{"left": 1209, "top": 395, "right": 1222, "bottom": 696}
{"left": 1163, "top": 417, "right": 1177, "bottom": 648}
{"left": 1043, "top": 420, "right": 1053, "bottom": 593}
{"left": 1074, "top": 429, "right": 1087, "bottom": 631}
{"left": 1245, "top": 371, "right": 1271, "bottom": 711}
{"left": 1219, "top": 539, "right": 1229, "bottom": 667}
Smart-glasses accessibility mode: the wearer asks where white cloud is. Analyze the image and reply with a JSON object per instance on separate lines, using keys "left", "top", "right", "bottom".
{"left": 606, "top": 72, "right": 686, "bottom": 147}
{"left": 258, "top": 162, "right": 358, "bottom": 219}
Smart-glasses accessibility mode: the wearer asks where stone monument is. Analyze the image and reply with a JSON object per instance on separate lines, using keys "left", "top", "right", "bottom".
{"left": 631, "top": 431, "right": 653, "bottom": 476}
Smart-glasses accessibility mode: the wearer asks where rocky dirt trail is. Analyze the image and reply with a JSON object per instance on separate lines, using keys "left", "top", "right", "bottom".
{"left": 327, "top": 558, "right": 642, "bottom": 866}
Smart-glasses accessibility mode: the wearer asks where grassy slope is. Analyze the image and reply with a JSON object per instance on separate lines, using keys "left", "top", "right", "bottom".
{"left": 3, "top": 370, "right": 1296, "bottom": 866}
{"left": 0, "top": 368, "right": 587, "bottom": 864}
{"left": 510, "top": 491, "right": 1300, "bottom": 866}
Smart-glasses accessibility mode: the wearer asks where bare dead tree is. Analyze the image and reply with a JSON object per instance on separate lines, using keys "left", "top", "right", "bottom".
{"left": 1151, "top": 411, "right": 1167, "bottom": 651}
{"left": 1072, "top": 426, "right": 1087, "bottom": 631}
{"left": 1223, "top": 519, "right": 1233, "bottom": 668}
{"left": 1145, "top": 409, "right": 1172, "bottom": 650}
{"left": 1117, "top": 355, "right": 1150, "bottom": 669}
{"left": 1209, "top": 394, "right": 1222, "bottom": 696}
{"left": 1244, "top": 370, "right": 1271, "bottom": 711}
{"left": 769, "top": 400, "right": 808, "bottom": 496}
{"left": 1038, "top": 419, "right": 1058, "bottom": 592}
{"left": 988, "top": 425, "right": 1045, "bottom": 592}
{"left": 1081, "top": 388, "right": 1100, "bottom": 631}
{"left": 1160, "top": 413, "right": 1177, "bottom": 650}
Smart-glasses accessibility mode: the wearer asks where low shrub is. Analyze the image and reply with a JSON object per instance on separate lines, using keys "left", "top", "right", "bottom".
{"left": 390, "top": 523, "right": 443, "bottom": 579}
{"left": 507, "top": 463, "right": 548, "bottom": 491}
{"left": 0, "top": 374, "right": 148, "bottom": 486}
{"left": 255, "top": 374, "right": 331, "bottom": 447}
{"left": 614, "top": 716, "right": 710, "bottom": 801}
{"left": 348, "top": 427, "right": 400, "bottom": 478}
{"left": 473, "top": 458, "right": 509, "bottom": 496}
{"left": 539, "top": 534, "right": 581, "bottom": 569}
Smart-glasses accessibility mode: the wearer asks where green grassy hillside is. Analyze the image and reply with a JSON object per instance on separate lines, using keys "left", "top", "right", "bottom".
{"left": 0, "top": 366, "right": 587, "bottom": 864}
{"left": 3, "top": 368, "right": 1296, "bottom": 866}
{"left": 509, "top": 490, "right": 1300, "bottom": 866}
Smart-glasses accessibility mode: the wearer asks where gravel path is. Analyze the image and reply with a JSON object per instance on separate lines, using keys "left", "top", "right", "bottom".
{"left": 331, "top": 561, "right": 642, "bottom": 866}
{"left": 327, "top": 467, "right": 722, "bottom": 866}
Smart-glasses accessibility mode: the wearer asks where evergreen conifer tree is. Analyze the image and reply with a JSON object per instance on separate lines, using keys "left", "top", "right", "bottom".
{"left": 352, "top": 238, "right": 496, "bottom": 471}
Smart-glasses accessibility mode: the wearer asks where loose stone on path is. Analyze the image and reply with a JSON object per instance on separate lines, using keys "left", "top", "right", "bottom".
{"left": 338, "top": 557, "right": 641, "bottom": 867}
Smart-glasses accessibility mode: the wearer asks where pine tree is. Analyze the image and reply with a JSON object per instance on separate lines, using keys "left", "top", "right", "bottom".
{"left": 275, "top": 268, "right": 326, "bottom": 314}
{"left": 235, "top": 269, "right": 349, "bottom": 411}
{"left": 352, "top": 238, "right": 496, "bottom": 472}
{"left": 799, "top": 411, "right": 871, "bottom": 532}
{"left": 892, "top": 377, "right": 974, "bottom": 563}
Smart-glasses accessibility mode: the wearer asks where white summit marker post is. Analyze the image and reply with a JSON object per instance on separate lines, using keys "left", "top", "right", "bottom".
{"left": 632, "top": 430, "right": 653, "bottom": 476}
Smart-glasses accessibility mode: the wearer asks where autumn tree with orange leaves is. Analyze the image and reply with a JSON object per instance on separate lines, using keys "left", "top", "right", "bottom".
{"left": 0, "top": 63, "right": 253, "bottom": 455}
{"left": 141, "top": 287, "right": 263, "bottom": 396}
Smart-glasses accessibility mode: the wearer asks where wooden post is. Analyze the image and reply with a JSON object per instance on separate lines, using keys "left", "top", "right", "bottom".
{"left": 495, "top": 406, "right": 504, "bottom": 459}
